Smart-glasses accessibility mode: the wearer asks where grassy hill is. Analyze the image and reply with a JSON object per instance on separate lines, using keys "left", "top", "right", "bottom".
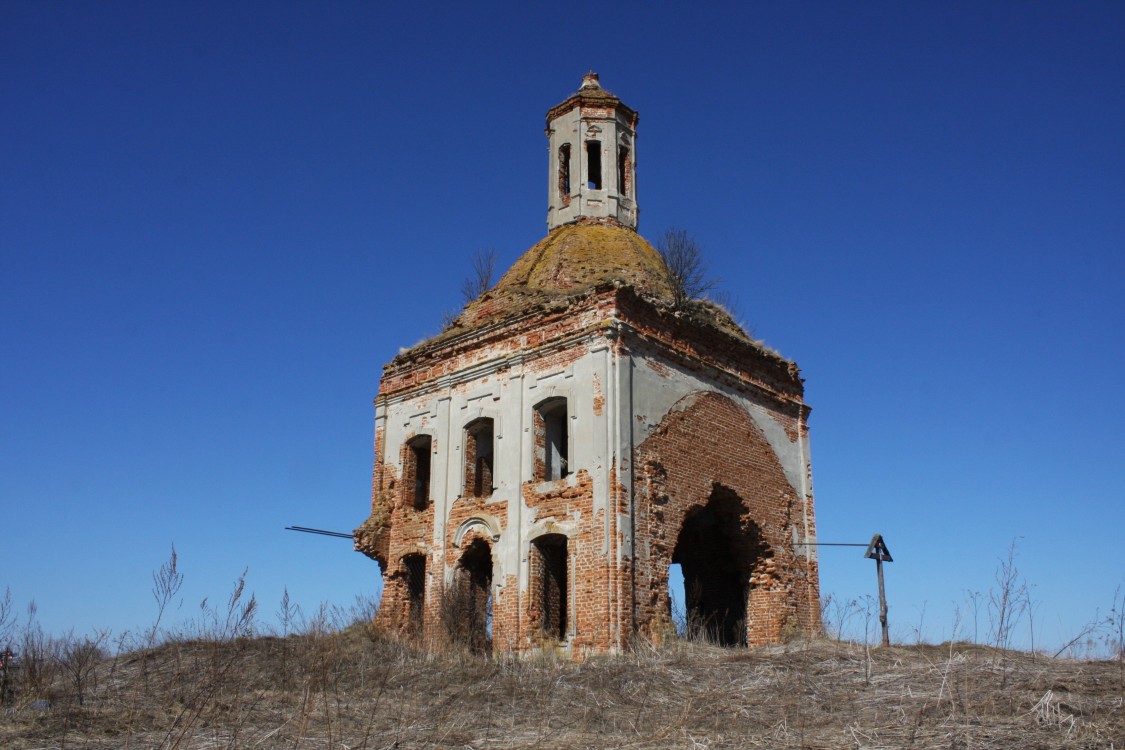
{"left": 2, "top": 625, "right": 1122, "bottom": 749}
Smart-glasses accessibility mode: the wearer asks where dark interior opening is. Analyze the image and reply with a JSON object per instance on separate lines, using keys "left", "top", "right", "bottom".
{"left": 464, "top": 418, "right": 494, "bottom": 498}
{"left": 408, "top": 436, "right": 432, "bottom": 510}
{"left": 558, "top": 143, "right": 571, "bottom": 201}
{"left": 454, "top": 538, "right": 493, "bottom": 652}
{"left": 533, "top": 534, "right": 568, "bottom": 640}
{"left": 586, "top": 140, "right": 602, "bottom": 190}
{"left": 403, "top": 554, "right": 426, "bottom": 636}
{"left": 671, "top": 486, "right": 763, "bottom": 646}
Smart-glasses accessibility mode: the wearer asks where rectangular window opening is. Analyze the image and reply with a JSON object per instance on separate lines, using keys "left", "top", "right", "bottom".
{"left": 404, "top": 554, "right": 426, "bottom": 637}
{"left": 408, "top": 436, "right": 432, "bottom": 510}
{"left": 558, "top": 143, "right": 571, "bottom": 205}
{"left": 586, "top": 140, "right": 602, "bottom": 190}
{"left": 533, "top": 535, "right": 568, "bottom": 641}
{"left": 464, "top": 418, "right": 494, "bottom": 498}
{"left": 535, "top": 399, "right": 569, "bottom": 482}
{"left": 617, "top": 144, "right": 630, "bottom": 198}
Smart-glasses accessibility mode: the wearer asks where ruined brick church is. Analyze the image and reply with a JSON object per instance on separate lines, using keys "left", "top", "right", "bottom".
{"left": 355, "top": 74, "right": 820, "bottom": 654}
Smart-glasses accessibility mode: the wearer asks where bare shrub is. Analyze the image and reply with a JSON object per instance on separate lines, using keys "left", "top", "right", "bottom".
{"left": 0, "top": 587, "right": 14, "bottom": 647}
{"left": 989, "top": 539, "right": 1030, "bottom": 652}
{"left": 460, "top": 247, "right": 498, "bottom": 303}
{"left": 821, "top": 593, "right": 861, "bottom": 650}
{"left": 1108, "top": 585, "right": 1125, "bottom": 665}
{"left": 1108, "top": 585, "right": 1125, "bottom": 688}
{"left": 439, "top": 581, "right": 491, "bottom": 654}
{"left": 1057, "top": 585, "right": 1125, "bottom": 681}
{"left": 56, "top": 631, "right": 108, "bottom": 705}
{"left": 0, "top": 588, "right": 14, "bottom": 705}
{"left": 440, "top": 247, "right": 500, "bottom": 330}
{"left": 655, "top": 227, "right": 718, "bottom": 309}
{"left": 16, "top": 602, "right": 60, "bottom": 702}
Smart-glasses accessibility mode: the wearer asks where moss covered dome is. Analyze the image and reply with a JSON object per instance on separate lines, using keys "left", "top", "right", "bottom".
{"left": 451, "top": 224, "right": 673, "bottom": 330}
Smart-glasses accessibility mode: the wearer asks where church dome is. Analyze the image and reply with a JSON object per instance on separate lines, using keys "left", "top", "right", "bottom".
{"left": 393, "top": 72, "right": 758, "bottom": 357}
{"left": 494, "top": 223, "right": 672, "bottom": 297}
{"left": 455, "top": 223, "right": 675, "bottom": 329}
{"left": 433, "top": 222, "right": 754, "bottom": 351}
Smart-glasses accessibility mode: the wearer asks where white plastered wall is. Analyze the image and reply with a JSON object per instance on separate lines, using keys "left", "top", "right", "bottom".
{"left": 378, "top": 340, "right": 618, "bottom": 627}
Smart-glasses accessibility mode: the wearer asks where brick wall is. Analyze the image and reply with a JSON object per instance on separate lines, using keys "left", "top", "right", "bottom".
{"left": 634, "top": 390, "right": 820, "bottom": 645}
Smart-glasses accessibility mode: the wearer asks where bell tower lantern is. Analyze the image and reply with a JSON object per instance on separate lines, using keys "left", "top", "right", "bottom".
{"left": 546, "top": 72, "right": 638, "bottom": 230}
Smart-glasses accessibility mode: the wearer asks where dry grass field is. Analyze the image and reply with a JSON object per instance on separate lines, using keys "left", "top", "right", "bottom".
{"left": 2, "top": 624, "right": 1122, "bottom": 750}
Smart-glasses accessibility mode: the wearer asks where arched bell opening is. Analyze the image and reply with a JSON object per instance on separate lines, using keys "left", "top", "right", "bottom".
{"left": 671, "top": 485, "right": 766, "bottom": 646}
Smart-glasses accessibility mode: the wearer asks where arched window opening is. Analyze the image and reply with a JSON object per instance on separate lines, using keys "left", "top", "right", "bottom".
{"left": 558, "top": 143, "right": 572, "bottom": 206}
{"left": 586, "top": 140, "right": 602, "bottom": 190}
{"left": 617, "top": 143, "right": 631, "bottom": 198}
{"left": 531, "top": 534, "right": 568, "bottom": 641}
{"left": 404, "top": 435, "right": 432, "bottom": 510}
{"left": 671, "top": 486, "right": 765, "bottom": 646}
{"left": 402, "top": 553, "right": 427, "bottom": 637}
{"left": 445, "top": 538, "right": 493, "bottom": 652}
{"left": 534, "top": 398, "right": 568, "bottom": 482}
{"left": 463, "top": 418, "right": 494, "bottom": 498}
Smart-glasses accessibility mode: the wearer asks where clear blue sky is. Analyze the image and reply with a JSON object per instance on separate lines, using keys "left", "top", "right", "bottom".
{"left": 3, "top": 1, "right": 1122, "bottom": 649}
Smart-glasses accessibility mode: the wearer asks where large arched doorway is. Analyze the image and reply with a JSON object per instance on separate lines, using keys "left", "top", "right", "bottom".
{"left": 671, "top": 486, "right": 765, "bottom": 646}
{"left": 447, "top": 538, "right": 493, "bottom": 652}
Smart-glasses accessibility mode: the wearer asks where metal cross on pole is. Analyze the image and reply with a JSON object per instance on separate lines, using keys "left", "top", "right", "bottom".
{"left": 863, "top": 534, "right": 893, "bottom": 647}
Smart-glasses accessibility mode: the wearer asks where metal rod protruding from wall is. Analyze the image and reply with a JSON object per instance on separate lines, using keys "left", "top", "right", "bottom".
{"left": 285, "top": 526, "right": 353, "bottom": 539}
